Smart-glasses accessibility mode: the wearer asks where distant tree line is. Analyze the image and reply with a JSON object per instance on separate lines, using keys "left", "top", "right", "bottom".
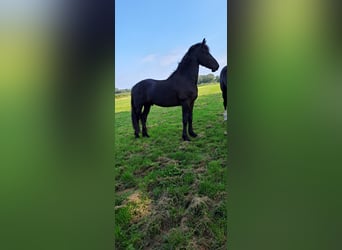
{"left": 115, "top": 74, "right": 219, "bottom": 94}
{"left": 197, "top": 73, "right": 220, "bottom": 85}
{"left": 115, "top": 88, "right": 130, "bottom": 94}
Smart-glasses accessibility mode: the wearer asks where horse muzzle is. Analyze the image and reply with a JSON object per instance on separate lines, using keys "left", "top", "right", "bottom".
{"left": 211, "top": 61, "right": 219, "bottom": 72}
{"left": 212, "top": 65, "right": 219, "bottom": 72}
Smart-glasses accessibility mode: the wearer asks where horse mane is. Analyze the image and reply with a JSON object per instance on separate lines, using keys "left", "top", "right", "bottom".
{"left": 168, "top": 42, "right": 208, "bottom": 79}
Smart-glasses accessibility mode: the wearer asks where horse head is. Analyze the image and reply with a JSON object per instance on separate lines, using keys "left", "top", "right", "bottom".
{"left": 196, "top": 38, "right": 219, "bottom": 72}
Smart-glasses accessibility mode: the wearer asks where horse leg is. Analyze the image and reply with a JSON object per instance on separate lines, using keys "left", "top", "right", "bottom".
{"left": 131, "top": 105, "right": 142, "bottom": 138}
{"left": 223, "top": 86, "right": 227, "bottom": 120}
{"left": 141, "top": 104, "right": 151, "bottom": 137}
{"left": 181, "top": 102, "right": 191, "bottom": 141}
{"left": 223, "top": 86, "right": 227, "bottom": 110}
{"left": 188, "top": 100, "right": 197, "bottom": 137}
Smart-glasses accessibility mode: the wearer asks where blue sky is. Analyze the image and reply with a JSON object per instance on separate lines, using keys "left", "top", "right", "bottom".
{"left": 115, "top": 0, "right": 227, "bottom": 89}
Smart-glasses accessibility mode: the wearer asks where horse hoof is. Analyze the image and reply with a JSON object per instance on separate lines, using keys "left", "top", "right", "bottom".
{"left": 142, "top": 133, "right": 150, "bottom": 138}
{"left": 134, "top": 134, "right": 140, "bottom": 138}
{"left": 189, "top": 132, "right": 197, "bottom": 137}
{"left": 182, "top": 136, "right": 191, "bottom": 141}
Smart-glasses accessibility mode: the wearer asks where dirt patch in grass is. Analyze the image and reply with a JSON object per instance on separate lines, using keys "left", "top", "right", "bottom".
{"left": 187, "top": 238, "right": 210, "bottom": 250}
{"left": 155, "top": 156, "right": 179, "bottom": 167}
{"left": 115, "top": 190, "right": 152, "bottom": 223}
{"left": 193, "top": 166, "right": 207, "bottom": 174}
{"left": 133, "top": 165, "right": 154, "bottom": 177}
{"left": 138, "top": 192, "right": 221, "bottom": 248}
{"left": 115, "top": 187, "right": 135, "bottom": 197}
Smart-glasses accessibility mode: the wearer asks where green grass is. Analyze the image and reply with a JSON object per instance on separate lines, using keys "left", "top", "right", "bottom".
{"left": 115, "top": 83, "right": 227, "bottom": 249}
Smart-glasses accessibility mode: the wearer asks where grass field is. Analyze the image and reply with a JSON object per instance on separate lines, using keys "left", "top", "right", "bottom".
{"left": 114, "top": 83, "right": 228, "bottom": 249}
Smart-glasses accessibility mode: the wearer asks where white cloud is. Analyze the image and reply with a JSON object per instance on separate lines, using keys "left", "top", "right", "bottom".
{"left": 160, "top": 49, "right": 185, "bottom": 66}
{"left": 141, "top": 54, "right": 157, "bottom": 63}
{"left": 140, "top": 48, "right": 186, "bottom": 67}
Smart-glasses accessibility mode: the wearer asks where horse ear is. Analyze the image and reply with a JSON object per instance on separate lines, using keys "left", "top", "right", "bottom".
{"left": 202, "top": 38, "right": 206, "bottom": 45}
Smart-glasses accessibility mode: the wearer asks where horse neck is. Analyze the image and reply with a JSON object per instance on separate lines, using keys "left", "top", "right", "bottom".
{"left": 170, "top": 56, "right": 199, "bottom": 84}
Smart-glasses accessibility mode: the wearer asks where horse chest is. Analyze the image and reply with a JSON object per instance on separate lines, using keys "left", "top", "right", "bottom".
{"left": 178, "top": 87, "right": 197, "bottom": 101}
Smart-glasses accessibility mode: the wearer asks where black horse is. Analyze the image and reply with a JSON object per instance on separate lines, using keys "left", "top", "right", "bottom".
{"left": 220, "top": 65, "right": 227, "bottom": 120}
{"left": 131, "top": 39, "right": 219, "bottom": 141}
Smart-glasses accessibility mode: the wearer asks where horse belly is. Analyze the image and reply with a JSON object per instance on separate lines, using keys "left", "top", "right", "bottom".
{"left": 150, "top": 87, "right": 180, "bottom": 107}
{"left": 153, "top": 95, "right": 180, "bottom": 107}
